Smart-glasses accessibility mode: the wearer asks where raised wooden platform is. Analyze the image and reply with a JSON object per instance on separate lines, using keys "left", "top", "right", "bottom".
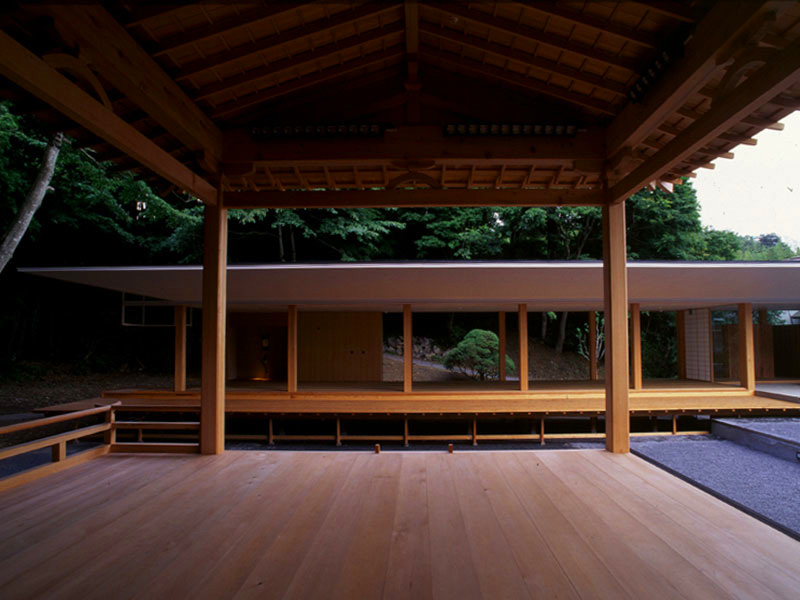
{"left": 37, "top": 379, "right": 800, "bottom": 417}
{"left": 1, "top": 450, "right": 798, "bottom": 598}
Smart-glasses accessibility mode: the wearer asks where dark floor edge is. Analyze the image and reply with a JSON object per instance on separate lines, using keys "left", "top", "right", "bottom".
{"left": 630, "top": 448, "right": 800, "bottom": 544}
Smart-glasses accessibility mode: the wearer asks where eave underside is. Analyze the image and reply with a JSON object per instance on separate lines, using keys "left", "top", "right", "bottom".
{"left": 0, "top": 1, "right": 799, "bottom": 204}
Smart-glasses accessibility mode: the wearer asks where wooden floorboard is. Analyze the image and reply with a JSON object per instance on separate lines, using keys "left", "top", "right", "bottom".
{"left": 1, "top": 450, "right": 799, "bottom": 599}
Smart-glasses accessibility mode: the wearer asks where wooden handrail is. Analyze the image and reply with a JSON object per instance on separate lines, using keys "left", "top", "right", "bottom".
{"left": 0, "top": 404, "right": 114, "bottom": 436}
{"left": 0, "top": 423, "right": 111, "bottom": 461}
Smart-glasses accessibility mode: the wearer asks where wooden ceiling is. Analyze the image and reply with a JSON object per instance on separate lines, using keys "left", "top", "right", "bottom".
{"left": 1, "top": 1, "right": 800, "bottom": 206}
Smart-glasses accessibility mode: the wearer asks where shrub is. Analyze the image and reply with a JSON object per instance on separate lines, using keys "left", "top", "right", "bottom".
{"left": 443, "top": 329, "right": 515, "bottom": 381}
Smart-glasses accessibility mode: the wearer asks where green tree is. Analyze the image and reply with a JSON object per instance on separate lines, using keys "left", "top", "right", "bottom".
{"left": 443, "top": 329, "right": 515, "bottom": 381}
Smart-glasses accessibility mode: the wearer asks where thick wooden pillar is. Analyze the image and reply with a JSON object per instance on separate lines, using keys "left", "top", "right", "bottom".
{"left": 602, "top": 202, "right": 629, "bottom": 453}
{"left": 630, "top": 303, "right": 642, "bottom": 390}
{"left": 174, "top": 305, "right": 187, "bottom": 392}
{"left": 738, "top": 303, "right": 755, "bottom": 391}
{"left": 287, "top": 305, "right": 298, "bottom": 393}
{"left": 676, "top": 310, "right": 686, "bottom": 379}
{"left": 201, "top": 202, "right": 227, "bottom": 455}
{"left": 518, "top": 304, "right": 528, "bottom": 391}
{"left": 588, "top": 311, "right": 598, "bottom": 381}
{"left": 403, "top": 304, "right": 413, "bottom": 392}
{"left": 498, "top": 311, "right": 507, "bottom": 381}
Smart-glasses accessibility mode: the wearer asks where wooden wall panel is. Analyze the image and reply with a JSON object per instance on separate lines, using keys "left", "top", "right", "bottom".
{"left": 298, "top": 312, "right": 383, "bottom": 382}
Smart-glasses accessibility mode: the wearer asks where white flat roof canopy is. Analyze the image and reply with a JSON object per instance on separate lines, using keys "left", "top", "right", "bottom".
{"left": 20, "top": 261, "right": 800, "bottom": 313}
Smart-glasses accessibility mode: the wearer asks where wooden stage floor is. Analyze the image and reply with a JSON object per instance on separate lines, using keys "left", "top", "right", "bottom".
{"left": 1, "top": 450, "right": 798, "bottom": 599}
{"left": 39, "top": 379, "right": 800, "bottom": 416}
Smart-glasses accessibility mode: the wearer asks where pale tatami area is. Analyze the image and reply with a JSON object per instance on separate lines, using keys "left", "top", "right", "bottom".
{"left": 1, "top": 450, "right": 799, "bottom": 599}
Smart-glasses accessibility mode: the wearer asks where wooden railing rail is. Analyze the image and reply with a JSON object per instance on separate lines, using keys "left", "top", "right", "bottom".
{"left": 109, "top": 404, "right": 200, "bottom": 454}
{"left": 0, "top": 404, "right": 117, "bottom": 493}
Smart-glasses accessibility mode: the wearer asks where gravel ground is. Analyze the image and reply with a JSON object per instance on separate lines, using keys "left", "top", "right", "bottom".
{"left": 632, "top": 435, "right": 800, "bottom": 538}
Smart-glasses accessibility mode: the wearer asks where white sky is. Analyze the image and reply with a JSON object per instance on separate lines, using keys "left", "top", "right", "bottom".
{"left": 693, "top": 111, "right": 800, "bottom": 248}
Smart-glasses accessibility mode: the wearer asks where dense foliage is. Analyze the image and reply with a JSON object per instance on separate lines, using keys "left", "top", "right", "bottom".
{"left": 443, "top": 329, "right": 515, "bottom": 381}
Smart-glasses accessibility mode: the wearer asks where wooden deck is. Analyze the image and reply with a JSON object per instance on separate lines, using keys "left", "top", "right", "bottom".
{"left": 1, "top": 450, "right": 799, "bottom": 599}
{"left": 38, "top": 379, "right": 800, "bottom": 416}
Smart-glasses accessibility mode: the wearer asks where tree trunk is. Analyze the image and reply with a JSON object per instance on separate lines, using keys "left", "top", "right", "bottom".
{"left": 540, "top": 312, "right": 548, "bottom": 340}
{"left": 290, "top": 225, "right": 297, "bottom": 262}
{"left": 0, "top": 132, "right": 63, "bottom": 274}
{"left": 277, "top": 224, "right": 285, "bottom": 262}
{"left": 555, "top": 311, "right": 569, "bottom": 353}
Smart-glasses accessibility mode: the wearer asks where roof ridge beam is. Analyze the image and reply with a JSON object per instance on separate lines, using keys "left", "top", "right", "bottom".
{"left": 39, "top": 5, "right": 222, "bottom": 169}
{"left": 431, "top": 3, "right": 641, "bottom": 72}
{"left": 0, "top": 31, "right": 216, "bottom": 204}
{"left": 606, "top": 1, "right": 771, "bottom": 157}
{"left": 609, "top": 36, "right": 800, "bottom": 203}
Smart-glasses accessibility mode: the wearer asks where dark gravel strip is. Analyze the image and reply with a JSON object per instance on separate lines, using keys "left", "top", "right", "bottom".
{"left": 632, "top": 436, "right": 800, "bottom": 542}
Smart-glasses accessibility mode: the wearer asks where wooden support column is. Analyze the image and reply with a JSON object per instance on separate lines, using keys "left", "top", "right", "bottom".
{"left": 602, "top": 202, "right": 630, "bottom": 453}
{"left": 403, "top": 304, "right": 413, "bottom": 393}
{"left": 498, "top": 311, "right": 507, "bottom": 381}
{"left": 174, "top": 305, "right": 187, "bottom": 392}
{"left": 676, "top": 310, "right": 686, "bottom": 379}
{"left": 518, "top": 304, "right": 528, "bottom": 391}
{"left": 738, "top": 303, "right": 755, "bottom": 392}
{"left": 630, "top": 303, "right": 642, "bottom": 390}
{"left": 287, "top": 305, "right": 298, "bottom": 393}
{"left": 588, "top": 311, "right": 598, "bottom": 381}
{"left": 200, "top": 202, "right": 227, "bottom": 455}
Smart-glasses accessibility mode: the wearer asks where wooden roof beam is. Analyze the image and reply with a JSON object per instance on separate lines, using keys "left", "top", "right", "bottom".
{"left": 40, "top": 5, "right": 222, "bottom": 170}
{"left": 515, "top": 2, "right": 657, "bottom": 48}
{"left": 432, "top": 3, "right": 640, "bottom": 72}
{"left": 222, "top": 189, "right": 604, "bottom": 209}
{"left": 421, "top": 47, "right": 618, "bottom": 115}
{"left": 419, "top": 22, "right": 628, "bottom": 97}
{"left": 629, "top": 2, "right": 696, "bottom": 23}
{"left": 211, "top": 47, "right": 404, "bottom": 120}
{"left": 223, "top": 125, "right": 606, "bottom": 166}
{"left": 151, "top": 4, "right": 318, "bottom": 57}
{"left": 193, "top": 22, "right": 404, "bottom": 101}
{"left": 0, "top": 31, "right": 216, "bottom": 204}
{"left": 609, "top": 36, "right": 800, "bottom": 203}
{"left": 175, "top": 2, "right": 401, "bottom": 81}
{"left": 606, "top": 1, "right": 770, "bottom": 158}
